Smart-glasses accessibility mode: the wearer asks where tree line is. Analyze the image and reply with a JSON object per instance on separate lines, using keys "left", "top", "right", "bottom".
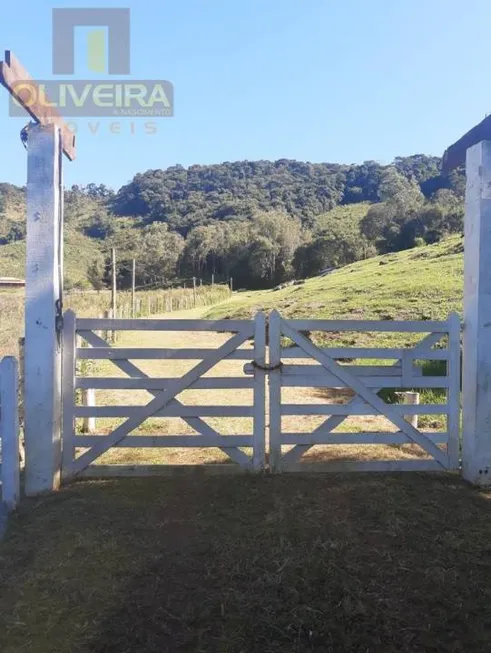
{"left": 0, "top": 155, "right": 465, "bottom": 290}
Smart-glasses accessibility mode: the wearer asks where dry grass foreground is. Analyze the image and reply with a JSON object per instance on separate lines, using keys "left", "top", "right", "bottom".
{"left": 1, "top": 474, "right": 491, "bottom": 652}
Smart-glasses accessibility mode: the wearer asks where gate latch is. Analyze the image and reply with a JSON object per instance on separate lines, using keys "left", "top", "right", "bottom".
{"left": 55, "top": 299, "right": 64, "bottom": 338}
{"left": 244, "top": 361, "right": 283, "bottom": 375}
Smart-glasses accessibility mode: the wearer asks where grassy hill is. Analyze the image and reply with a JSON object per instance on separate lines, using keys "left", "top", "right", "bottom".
{"left": 206, "top": 235, "right": 464, "bottom": 326}
{"left": 0, "top": 231, "right": 103, "bottom": 289}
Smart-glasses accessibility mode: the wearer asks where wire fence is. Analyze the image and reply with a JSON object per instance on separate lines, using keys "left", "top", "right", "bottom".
{"left": 65, "top": 284, "right": 232, "bottom": 321}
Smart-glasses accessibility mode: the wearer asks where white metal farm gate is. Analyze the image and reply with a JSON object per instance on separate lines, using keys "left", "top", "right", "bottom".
{"left": 61, "top": 310, "right": 461, "bottom": 479}
{"left": 266, "top": 310, "right": 461, "bottom": 473}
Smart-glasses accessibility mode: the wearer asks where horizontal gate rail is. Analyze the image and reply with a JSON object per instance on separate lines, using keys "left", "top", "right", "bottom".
{"left": 80, "top": 464, "right": 248, "bottom": 478}
{"left": 281, "top": 432, "right": 449, "bottom": 445}
{"left": 77, "top": 347, "right": 252, "bottom": 360}
{"left": 75, "top": 435, "right": 254, "bottom": 447}
{"left": 281, "top": 374, "right": 449, "bottom": 388}
{"left": 282, "top": 460, "right": 444, "bottom": 473}
{"left": 74, "top": 406, "right": 254, "bottom": 418}
{"left": 281, "top": 347, "right": 449, "bottom": 360}
{"left": 280, "top": 404, "right": 449, "bottom": 416}
{"left": 76, "top": 377, "right": 255, "bottom": 390}
{"left": 76, "top": 318, "right": 250, "bottom": 331}
{"left": 281, "top": 319, "right": 452, "bottom": 332}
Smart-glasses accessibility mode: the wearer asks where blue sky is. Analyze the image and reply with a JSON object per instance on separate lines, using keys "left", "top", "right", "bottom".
{"left": 1, "top": 0, "right": 490, "bottom": 190}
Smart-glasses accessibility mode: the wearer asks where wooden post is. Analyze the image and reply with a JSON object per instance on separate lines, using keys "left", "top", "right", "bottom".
{"left": 0, "top": 357, "right": 20, "bottom": 511}
{"left": 192, "top": 277, "right": 197, "bottom": 307}
{"left": 81, "top": 388, "right": 96, "bottom": 434}
{"left": 462, "top": 140, "right": 491, "bottom": 485}
{"left": 400, "top": 392, "right": 419, "bottom": 429}
{"left": 24, "top": 123, "right": 63, "bottom": 495}
{"left": 111, "top": 248, "right": 117, "bottom": 320}
{"left": 229, "top": 277, "right": 233, "bottom": 293}
{"left": 131, "top": 258, "right": 136, "bottom": 318}
{"left": 211, "top": 273, "right": 215, "bottom": 286}
{"left": 103, "top": 310, "right": 110, "bottom": 342}
{"left": 269, "top": 310, "right": 282, "bottom": 472}
{"left": 252, "top": 313, "right": 266, "bottom": 470}
{"left": 447, "top": 312, "right": 461, "bottom": 470}
{"left": 17, "top": 337, "right": 25, "bottom": 434}
{"left": 61, "top": 310, "right": 76, "bottom": 479}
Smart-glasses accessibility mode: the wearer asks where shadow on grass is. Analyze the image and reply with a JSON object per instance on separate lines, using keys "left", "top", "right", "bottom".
{"left": 1, "top": 474, "right": 491, "bottom": 652}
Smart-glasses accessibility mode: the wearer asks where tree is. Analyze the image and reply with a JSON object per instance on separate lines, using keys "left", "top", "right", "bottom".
{"left": 250, "top": 211, "right": 302, "bottom": 284}
{"left": 377, "top": 167, "right": 425, "bottom": 214}
{"left": 294, "top": 221, "right": 374, "bottom": 278}
{"left": 87, "top": 257, "right": 106, "bottom": 290}
{"left": 137, "top": 223, "right": 184, "bottom": 285}
{"left": 360, "top": 203, "right": 394, "bottom": 243}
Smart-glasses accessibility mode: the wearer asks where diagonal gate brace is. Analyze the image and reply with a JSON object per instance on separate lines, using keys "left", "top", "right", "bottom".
{"left": 281, "top": 321, "right": 448, "bottom": 468}
{"left": 73, "top": 328, "right": 252, "bottom": 473}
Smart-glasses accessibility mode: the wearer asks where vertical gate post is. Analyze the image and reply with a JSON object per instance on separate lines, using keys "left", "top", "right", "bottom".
{"left": 462, "top": 140, "right": 491, "bottom": 485}
{"left": 268, "top": 310, "right": 282, "bottom": 472}
{"left": 24, "top": 124, "right": 63, "bottom": 495}
{"left": 252, "top": 313, "right": 266, "bottom": 470}
{"left": 62, "top": 310, "right": 76, "bottom": 480}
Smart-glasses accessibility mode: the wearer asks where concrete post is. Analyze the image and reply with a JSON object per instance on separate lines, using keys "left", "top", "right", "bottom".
{"left": 403, "top": 392, "right": 419, "bottom": 429}
{"left": 81, "top": 388, "right": 96, "bottom": 434}
{"left": 462, "top": 140, "right": 491, "bottom": 485}
{"left": 24, "top": 124, "right": 63, "bottom": 494}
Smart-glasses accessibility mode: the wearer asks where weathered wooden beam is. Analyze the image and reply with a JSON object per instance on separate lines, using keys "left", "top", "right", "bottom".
{"left": 442, "top": 114, "right": 491, "bottom": 174}
{"left": 24, "top": 124, "right": 63, "bottom": 494}
{"left": 78, "top": 464, "right": 246, "bottom": 478}
{"left": 462, "top": 141, "right": 491, "bottom": 485}
{"left": 282, "top": 460, "right": 444, "bottom": 474}
{"left": 0, "top": 50, "right": 76, "bottom": 161}
{"left": 0, "top": 357, "right": 20, "bottom": 511}
{"left": 280, "top": 432, "right": 449, "bottom": 445}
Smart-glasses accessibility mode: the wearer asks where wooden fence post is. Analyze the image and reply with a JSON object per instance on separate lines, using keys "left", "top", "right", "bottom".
{"left": 268, "top": 311, "right": 282, "bottom": 472}
{"left": 447, "top": 312, "right": 461, "bottom": 470}
{"left": 24, "top": 124, "right": 63, "bottom": 495}
{"left": 399, "top": 392, "right": 419, "bottom": 429}
{"left": 462, "top": 140, "right": 491, "bottom": 484}
{"left": 62, "top": 310, "right": 76, "bottom": 480}
{"left": 1, "top": 357, "right": 20, "bottom": 511}
{"left": 81, "top": 388, "right": 96, "bottom": 434}
{"left": 253, "top": 313, "right": 266, "bottom": 471}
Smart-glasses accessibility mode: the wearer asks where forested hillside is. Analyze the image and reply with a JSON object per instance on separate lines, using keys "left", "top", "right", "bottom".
{"left": 0, "top": 155, "right": 465, "bottom": 290}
